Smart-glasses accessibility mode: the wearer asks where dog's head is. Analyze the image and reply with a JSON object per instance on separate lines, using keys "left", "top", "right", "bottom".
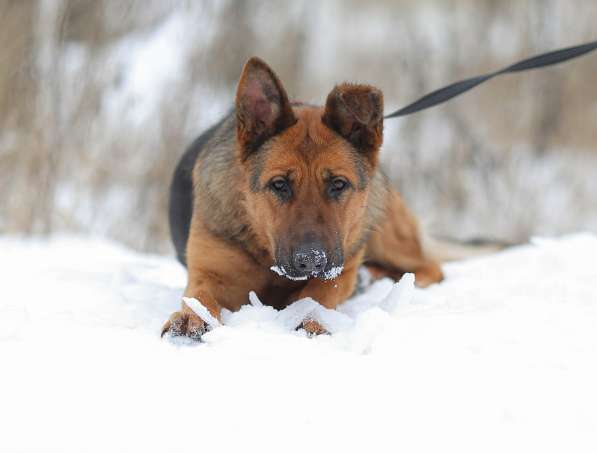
{"left": 235, "top": 57, "right": 384, "bottom": 281}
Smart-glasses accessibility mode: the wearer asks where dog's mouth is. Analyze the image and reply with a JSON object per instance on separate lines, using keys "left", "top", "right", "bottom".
{"left": 270, "top": 264, "right": 309, "bottom": 281}
{"left": 269, "top": 263, "right": 344, "bottom": 281}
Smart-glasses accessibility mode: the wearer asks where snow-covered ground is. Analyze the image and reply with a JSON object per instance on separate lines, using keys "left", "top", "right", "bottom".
{"left": 1, "top": 234, "right": 596, "bottom": 452}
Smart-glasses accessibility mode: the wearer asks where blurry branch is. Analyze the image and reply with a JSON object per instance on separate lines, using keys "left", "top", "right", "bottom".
{"left": 0, "top": 0, "right": 596, "bottom": 251}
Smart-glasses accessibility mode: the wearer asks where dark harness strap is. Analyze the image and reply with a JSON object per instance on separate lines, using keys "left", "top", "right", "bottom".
{"left": 384, "top": 40, "right": 597, "bottom": 119}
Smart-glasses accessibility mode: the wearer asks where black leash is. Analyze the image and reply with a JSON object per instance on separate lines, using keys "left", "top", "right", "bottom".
{"left": 384, "top": 40, "right": 597, "bottom": 119}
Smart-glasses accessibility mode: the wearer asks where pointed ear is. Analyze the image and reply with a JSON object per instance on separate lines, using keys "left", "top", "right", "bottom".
{"left": 322, "top": 84, "right": 384, "bottom": 157}
{"left": 235, "top": 57, "right": 296, "bottom": 159}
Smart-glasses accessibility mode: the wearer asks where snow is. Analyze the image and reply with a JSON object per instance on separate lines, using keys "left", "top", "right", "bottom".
{"left": 270, "top": 264, "right": 308, "bottom": 280}
{"left": 322, "top": 264, "right": 344, "bottom": 280}
{"left": 2, "top": 234, "right": 597, "bottom": 452}
{"left": 270, "top": 263, "right": 345, "bottom": 281}
{"left": 182, "top": 297, "right": 221, "bottom": 329}
{"left": 273, "top": 296, "right": 354, "bottom": 334}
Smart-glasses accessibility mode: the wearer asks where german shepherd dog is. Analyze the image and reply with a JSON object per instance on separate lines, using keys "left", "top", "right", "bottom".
{"left": 162, "top": 57, "right": 443, "bottom": 339}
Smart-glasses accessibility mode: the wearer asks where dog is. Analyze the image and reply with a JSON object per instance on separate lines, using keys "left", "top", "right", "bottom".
{"left": 161, "top": 57, "right": 443, "bottom": 339}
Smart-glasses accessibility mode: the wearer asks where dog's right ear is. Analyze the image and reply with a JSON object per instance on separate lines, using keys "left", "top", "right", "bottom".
{"left": 322, "top": 84, "right": 384, "bottom": 161}
{"left": 235, "top": 57, "right": 296, "bottom": 159}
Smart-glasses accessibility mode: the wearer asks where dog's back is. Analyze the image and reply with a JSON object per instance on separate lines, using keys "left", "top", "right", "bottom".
{"left": 169, "top": 114, "right": 232, "bottom": 265}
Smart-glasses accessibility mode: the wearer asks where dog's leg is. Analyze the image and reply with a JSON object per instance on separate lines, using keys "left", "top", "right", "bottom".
{"left": 365, "top": 189, "right": 443, "bottom": 287}
{"left": 162, "top": 226, "right": 270, "bottom": 340}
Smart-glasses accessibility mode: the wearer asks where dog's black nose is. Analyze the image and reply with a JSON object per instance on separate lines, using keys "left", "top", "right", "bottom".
{"left": 292, "top": 245, "right": 328, "bottom": 275}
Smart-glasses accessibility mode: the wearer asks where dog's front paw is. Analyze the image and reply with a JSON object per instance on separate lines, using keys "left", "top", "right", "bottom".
{"left": 297, "top": 318, "right": 329, "bottom": 337}
{"left": 161, "top": 310, "right": 208, "bottom": 341}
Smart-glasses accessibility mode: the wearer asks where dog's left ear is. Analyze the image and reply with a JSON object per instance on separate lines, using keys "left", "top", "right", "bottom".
{"left": 322, "top": 84, "right": 384, "bottom": 159}
{"left": 235, "top": 57, "right": 296, "bottom": 159}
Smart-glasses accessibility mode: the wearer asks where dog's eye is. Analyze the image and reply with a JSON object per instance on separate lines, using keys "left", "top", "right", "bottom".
{"left": 269, "top": 177, "right": 292, "bottom": 201}
{"left": 271, "top": 178, "right": 289, "bottom": 192}
{"left": 328, "top": 177, "right": 349, "bottom": 198}
{"left": 332, "top": 178, "right": 348, "bottom": 191}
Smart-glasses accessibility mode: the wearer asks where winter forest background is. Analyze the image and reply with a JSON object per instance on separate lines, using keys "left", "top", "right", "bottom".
{"left": 1, "top": 0, "right": 596, "bottom": 254}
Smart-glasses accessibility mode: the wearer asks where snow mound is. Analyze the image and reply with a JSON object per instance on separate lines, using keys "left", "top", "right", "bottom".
{"left": 1, "top": 234, "right": 597, "bottom": 452}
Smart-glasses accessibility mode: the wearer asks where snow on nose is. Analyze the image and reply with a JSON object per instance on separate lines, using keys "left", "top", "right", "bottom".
{"left": 292, "top": 247, "right": 327, "bottom": 274}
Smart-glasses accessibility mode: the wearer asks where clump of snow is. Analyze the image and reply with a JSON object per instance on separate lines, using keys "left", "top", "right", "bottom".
{"left": 275, "top": 297, "right": 354, "bottom": 333}
{"left": 2, "top": 234, "right": 597, "bottom": 452}
{"left": 322, "top": 265, "right": 344, "bottom": 280}
{"left": 248, "top": 290, "right": 264, "bottom": 307}
{"left": 182, "top": 297, "right": 221, "bottom": 329}
{"left": 379, "top": 272, "right": 415, "bottom": 312}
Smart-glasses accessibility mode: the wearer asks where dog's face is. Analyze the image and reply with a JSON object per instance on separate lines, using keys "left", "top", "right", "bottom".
{"left": 235, "top": 58, "right": 384, "bottom": 281}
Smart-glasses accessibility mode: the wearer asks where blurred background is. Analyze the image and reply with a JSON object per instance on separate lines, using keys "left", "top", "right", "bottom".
{"left": 1, "top": 0, "right": 596, "bottom": 254}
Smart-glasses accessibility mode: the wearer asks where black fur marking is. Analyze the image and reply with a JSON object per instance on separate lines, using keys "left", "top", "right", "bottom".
{"left": 168, "top": 114, "right": 231, "bottom": 266}
{"left": 345, "top": 148, "right": 369, "bottom": 191}
{"left": 354, "top": 158, "right": 369, "bottom": 190}
{"left": 249, "top": 151, "right": 266, "bottom": 192}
